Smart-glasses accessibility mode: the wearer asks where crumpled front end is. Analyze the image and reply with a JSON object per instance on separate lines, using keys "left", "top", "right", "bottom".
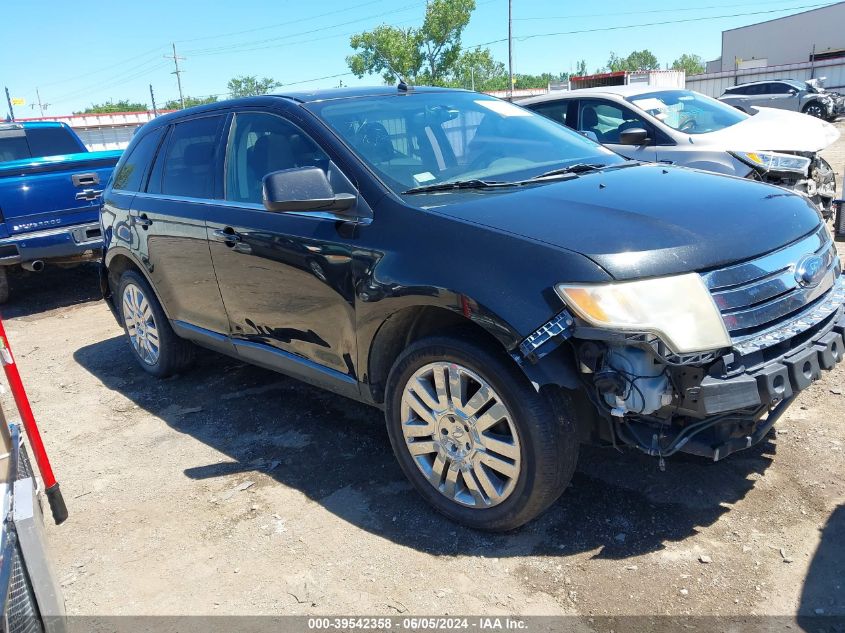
{"left": 521, "top": 225, "right": 845, "bottom": 462}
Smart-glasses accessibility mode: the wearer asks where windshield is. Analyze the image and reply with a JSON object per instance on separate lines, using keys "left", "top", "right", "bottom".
{"left": 628, "top": 89, "right": 748, "bottom": 134}
{"left": 307, "top": 91, "right": 620, "bottom": 194}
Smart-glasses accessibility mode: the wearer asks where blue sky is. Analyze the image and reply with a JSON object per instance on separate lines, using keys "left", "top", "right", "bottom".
{"left": 2, "top": 0, "right": 839, "bottom": 116}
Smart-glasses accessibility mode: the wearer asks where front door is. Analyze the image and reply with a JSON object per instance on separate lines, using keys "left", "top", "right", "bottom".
{"left": 576, "top": 98, "right": 658, "bottom": 162}
{"left": 205, "top": 110, "right": 359, "bottom": 387}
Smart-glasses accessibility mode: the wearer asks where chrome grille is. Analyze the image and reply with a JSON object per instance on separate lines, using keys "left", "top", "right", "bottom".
{"left": 701, "top": 225, "right": 842, "bottom": 337}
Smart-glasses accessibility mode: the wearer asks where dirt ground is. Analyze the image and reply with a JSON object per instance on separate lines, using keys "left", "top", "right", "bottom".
{"left": 1, "top": 120, "right": 844, "bottom": 623}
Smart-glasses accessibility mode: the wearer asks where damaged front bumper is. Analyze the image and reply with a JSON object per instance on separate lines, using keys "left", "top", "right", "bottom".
{"left": 519, "top": 273, "right": 845, "bottom": 462}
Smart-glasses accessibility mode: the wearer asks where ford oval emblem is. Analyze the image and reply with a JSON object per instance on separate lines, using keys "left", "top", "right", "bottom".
{"left": 794, "top": 254, "right": 826, "bottom": 288}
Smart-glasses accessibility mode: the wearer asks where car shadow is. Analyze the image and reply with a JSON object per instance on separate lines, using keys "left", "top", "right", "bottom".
{"left": 2, "top": 264, "right": 101, "bottom": 319}
{"left": 74, "top": 335, "right": 777, "bottom": 558}
{"left": 798, "top": 504, "right": 845, "bottom": 630}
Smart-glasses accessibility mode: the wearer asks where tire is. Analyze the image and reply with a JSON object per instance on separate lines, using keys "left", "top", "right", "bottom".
{"left": 0, "top": 267, "right": 9, "bottom": 304}
{"left": 116, "top": 269, "right": 194, "bottom": 377}
{"left": 385, "top": 335, "right": 578, "bottom": 531}
{"left": 803, "top": 102, "right": 826, "bottom": 118}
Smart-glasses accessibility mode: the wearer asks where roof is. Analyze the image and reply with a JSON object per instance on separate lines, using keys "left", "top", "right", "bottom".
{"left": 274, "top": 85, "right": 466, "bottom": 103}
{"left": 516, "top": 84, "right": 677, "bottom": 105}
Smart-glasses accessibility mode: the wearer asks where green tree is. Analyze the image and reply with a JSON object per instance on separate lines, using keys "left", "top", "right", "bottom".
{"left": 163, "top": 95, "right": 218, "bottom": 110}
{"left": 603, "top": 49, "right": 660, "bottom": 73}
{"left": 75, "top": 99, "right": 148, "bottom": 114}
{"left": 574, "top": 59, "right": 588, "bottom": 77}
{"left": 347, "top": 0, "right": 476, "bottom": 85}
{"left": 626, "top": 49, "right": 660, "bottom": 71}
{"left": 227, "top": 76, "right": 281, "bottom": 98}
{"left": 448, "top": 48, "right": 506, "bottom": 90}
{"left": 671, "top": 53, "right": 705, "bottom": 76}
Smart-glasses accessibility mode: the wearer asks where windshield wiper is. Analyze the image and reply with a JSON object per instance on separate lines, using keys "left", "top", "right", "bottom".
{"left": 402, "top": 179, "right": 509, "bottom": 195}
{"left": 528, "top": 161, "right": 641, "bottom": 182}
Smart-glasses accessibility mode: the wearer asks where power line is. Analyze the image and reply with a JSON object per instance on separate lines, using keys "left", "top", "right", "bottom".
{"left": 184, "top": 1, "right": 426, "bottom": 56}
{"left": 175, "top": 0, "right": 388, "bottom": 43}
{"left": 36, "top": 46, "right": 166, "bottom": 89}
{"left": 512, "top": 0, "right": 834, "bottom": 20}
{"left": 468, "top": 2, "right": 836, "bottom": 49}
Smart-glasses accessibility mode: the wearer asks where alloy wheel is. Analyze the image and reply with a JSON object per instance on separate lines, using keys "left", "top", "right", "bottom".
{"left": 805, "top": 104, "right": 824, "bottom": 118}
{"left": 400, "top": 362, "right": 521, "bottom": 508}
{"left": 122, "top": 283, "right": 161, "bottom": 366}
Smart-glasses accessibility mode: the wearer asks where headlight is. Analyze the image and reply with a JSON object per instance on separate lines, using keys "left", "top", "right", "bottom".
{"left": 556, "top": 274, "right": 731, "bottom": 353}
{"left": 730, "top": 151, "right": 810, "bottom": 175}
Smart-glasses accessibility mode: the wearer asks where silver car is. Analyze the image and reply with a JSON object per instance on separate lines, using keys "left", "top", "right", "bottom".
{"left": 719, "top": 79, "right": 843, "bottom": 120}
{"left": 519, "top": 86, "right": 840, "bottom": 217}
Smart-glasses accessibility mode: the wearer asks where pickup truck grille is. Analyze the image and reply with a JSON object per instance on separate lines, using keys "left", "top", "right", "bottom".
{"left": 701, "top": 225, "right": 841, "bottom": 339}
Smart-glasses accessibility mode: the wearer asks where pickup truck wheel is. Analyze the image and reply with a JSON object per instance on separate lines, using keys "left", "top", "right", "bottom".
{"left": 385, "top": 336, "right": 577, "bottom": 531}
{"left": 0, "top": 267, "right": 8, "bottom": 304}
{"left": 117, "top": 270, "right": 194, "bottom": 377}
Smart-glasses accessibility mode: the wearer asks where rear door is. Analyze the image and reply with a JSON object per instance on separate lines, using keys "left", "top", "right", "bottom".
{"left": 128, "top": 114, "right": 230, "bottom": 334}
{"left": 0, "top": 125, "right": 117, "bottom": 238}
{"left": 205, "top": 109, "right": 360, "bottom": 393}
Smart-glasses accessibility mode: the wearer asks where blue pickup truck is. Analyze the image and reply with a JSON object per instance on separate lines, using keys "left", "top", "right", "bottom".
{"left": 0, "top": 121, "right": 121, "bottom": 302}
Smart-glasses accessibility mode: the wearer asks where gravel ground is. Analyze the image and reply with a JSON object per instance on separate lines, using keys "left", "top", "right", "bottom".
{"left": 0, "top": 119, "right": 843, "bottom": 623}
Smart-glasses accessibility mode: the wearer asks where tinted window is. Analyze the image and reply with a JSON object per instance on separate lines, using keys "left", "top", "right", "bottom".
{"left": 25, "top": 126, "right": 83, "bottom": 157}
{"left": 225, "top": 112, "right": 329, "bottom": 204}
{"left": 0, "top": 130, "right": 30, "bottom": 162}
{"left": 112, "top": 127, "right": 164, "bottom": 191}
{"left": 745, "top": 83, "right": 768, "bottom": 96}
{"left": 529, "top": 99, "right": 577, "bottom": 129}
{"left": 578, "top": 99, "right": 649, "bottom": 144}
{"left": 770, "top": 83, "right": 796, "bottom": 94}
{"left": 725, "top": 86, "right": 747, "bottom": 95}
{"left": 160, "top": 116, "right": 223, "bottom": 199}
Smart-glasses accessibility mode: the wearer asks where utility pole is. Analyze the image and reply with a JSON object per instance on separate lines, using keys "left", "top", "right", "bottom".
{"left": 508, "top": 0, "right": 514, "bottom": 100}
{"left": 165, "top": 43, "right": 185, "bottom": 109}
{"left": 35, "top": 88, "right": 46, "bottom": 117}
{"left": 4, "top": 87, "right": 14, "bottom": 122}
{"left": 470, "top": 66, "right": 475, "bottom": 92}
{"left": 149, "top": 84, "right": 158, "bottom": 116}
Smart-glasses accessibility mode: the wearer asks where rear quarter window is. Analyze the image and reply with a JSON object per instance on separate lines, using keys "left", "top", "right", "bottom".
{"left": 112, "top": 127, "right": 165, "bottom": 192}
{"left": 0, "top": 130, "right": 30, "bottom": 162}
{"left": 25, "top": 126, "right": 83, "bottom": 157}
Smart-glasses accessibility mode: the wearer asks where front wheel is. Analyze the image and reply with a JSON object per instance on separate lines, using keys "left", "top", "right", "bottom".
{"left": 803, "top": 102, "right": 826, "bottom": 118}
{"left": 117, "top": 270, "right": 194, "bottom": 377}
{"left": 385, "top": 335, "right": 578, "bottom": 531}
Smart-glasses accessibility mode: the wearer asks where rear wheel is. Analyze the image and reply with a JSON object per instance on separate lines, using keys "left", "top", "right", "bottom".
{"left": 385, "top": 335, "right": 578, "bottom": 531}
{"left": 117, "top": 270, "right": 194, "bottom": 377}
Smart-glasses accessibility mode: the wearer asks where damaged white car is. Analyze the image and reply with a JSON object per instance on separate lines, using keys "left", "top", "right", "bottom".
{"left": 520, "top": 86, "right": 840, "bottom": 218}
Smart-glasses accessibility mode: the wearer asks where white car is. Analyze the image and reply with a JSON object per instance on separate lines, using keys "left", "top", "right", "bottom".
{"left": 519, "top": 86, "right": 840, "bottom": 217}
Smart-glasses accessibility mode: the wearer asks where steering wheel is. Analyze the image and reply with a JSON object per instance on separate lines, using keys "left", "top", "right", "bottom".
{"left": 679, "top": 118, "right": 697, "bottom": 133}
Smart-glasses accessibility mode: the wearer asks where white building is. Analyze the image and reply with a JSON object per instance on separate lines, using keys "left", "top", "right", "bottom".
{"left": 688, "top": 2, "right": 845, "bottom": 97}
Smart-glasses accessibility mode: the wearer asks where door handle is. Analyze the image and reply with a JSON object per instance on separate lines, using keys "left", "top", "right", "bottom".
{"left": 132, "top": 213, "right": 153, "bottom": 229}
{"left": 212, "top": 228, "right": 242, "bottom": 246}
{"left": 72, "top": 172, "right": 100, "bottom": 187}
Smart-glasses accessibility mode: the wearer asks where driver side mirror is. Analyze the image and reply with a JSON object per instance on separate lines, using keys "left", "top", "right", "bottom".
{"left": 263, "top": 167, "right": 357, "bottom": 215}
{"left": 619, "top": 127, "right": 650, "bottom": 146}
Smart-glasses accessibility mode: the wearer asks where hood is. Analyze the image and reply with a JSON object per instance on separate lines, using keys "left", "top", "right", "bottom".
{"left": 421, "top": 164, "right": 823, "bottom": 280}
{"left": 688, "top": 107, "right": 839, "bottom": 153}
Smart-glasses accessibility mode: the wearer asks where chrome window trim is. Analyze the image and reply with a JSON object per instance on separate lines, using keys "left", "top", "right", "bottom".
{"left": 130, "top": 192, "right": 366, "bottom": 224}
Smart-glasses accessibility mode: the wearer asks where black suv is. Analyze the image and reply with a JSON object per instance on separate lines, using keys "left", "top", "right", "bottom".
{"left": 101, "top": 87, "right": 845, "bottom": 530}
